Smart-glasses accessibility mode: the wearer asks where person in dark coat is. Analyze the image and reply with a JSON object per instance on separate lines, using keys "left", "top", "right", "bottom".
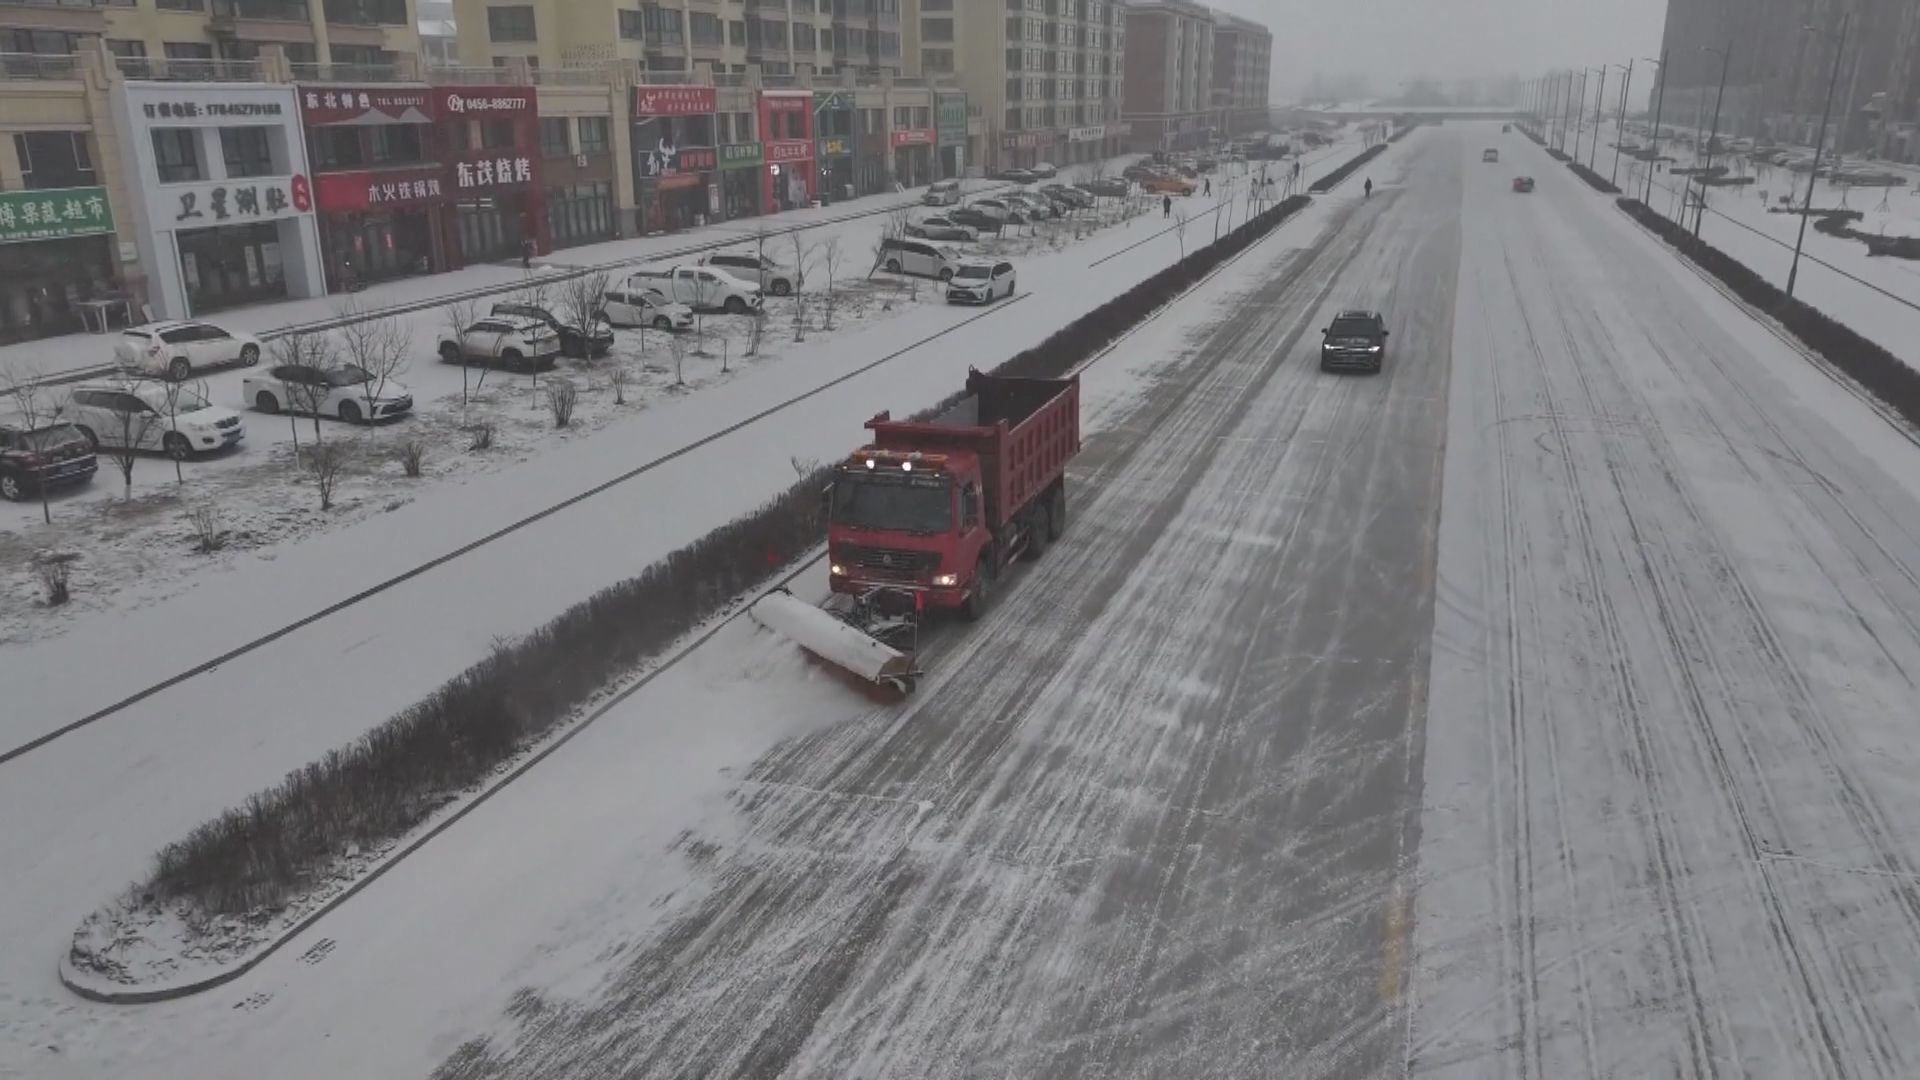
{"left": 1163, "top": 194, "right": 1173, "bottom": 218}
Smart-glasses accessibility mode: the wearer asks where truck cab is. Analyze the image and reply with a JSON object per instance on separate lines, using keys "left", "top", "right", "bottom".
{"left": 826, "top": 371, "right": 1079, "bottom": 619}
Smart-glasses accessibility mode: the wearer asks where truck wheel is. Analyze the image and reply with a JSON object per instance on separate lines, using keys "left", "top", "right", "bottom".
{"left": 963, "top": 560, "right": 994, "bottom": 622}
{"left": 1047, "top": 486, "right": 1067, "bottom": 541}
{"left": 1024, "top": 508, "right": 1049, "bottom": 562}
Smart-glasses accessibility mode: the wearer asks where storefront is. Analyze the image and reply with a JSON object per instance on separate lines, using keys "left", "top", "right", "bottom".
{"left": 545, "top": 182, "right": 616, "bottom": 249}
{"left": 111, "top": 82, "right": 326, "bottom": 319}
{"left": 438, "top": 86, "right": 547, "bottom": 263}
{"left": 758, "top": 90, "right": 815, "bottom": 212}
{"left": 1000, "top": 130, "right": 1046, "bottom": 173}
{"left": 718, "top": 142, "right": 763, "bottom": 221}
{"left": 1068, "top": 124, "right": 1107, "bottom": 166}
{"left": 300, "top": 85, "right": 445, "bottom": 290}
{"left": 631, "top": 85, "right": 718, "bottom": 235}
{"left": 936, "top": 93, "right": 969, "bottom": 180}
{"left": 816, "top": 136, "right": 854, "bottom": 202}
{"left": 0, "top": 187, "right": 118, "bottom": 344}
{"left": 891, "top": 128, "right": 935, "bottom": 187}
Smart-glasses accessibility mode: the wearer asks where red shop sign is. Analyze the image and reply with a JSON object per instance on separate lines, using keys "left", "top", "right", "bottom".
{"left": 439, "top": 86, "right": 535, "bottom": 120}
{"left": 633, "top": 85, "right": 717, "bottom": 117}
{"left": 675, "top": 146, "right": 718, "bottom": 172}
{"left": 313, "top": 166, "right": 446, "bottom": 212}
{"left": 765, "top": 140, "right": 812, "bottom": 163}
{"left": 300, "top": 87, "right": 435, "bottom": 126}
{"left": 890, "top": 129, "right": 935, "bottom": 148}
{"left": 761, "top": 92, "right": 808, "bottom": 113}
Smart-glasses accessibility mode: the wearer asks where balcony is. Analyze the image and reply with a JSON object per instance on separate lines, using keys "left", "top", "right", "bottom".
{"left": 288, "top": 60, "right": 404, "bottom": 82}
{"left": 119, "top": 57, "right": 268, "bottom": 82}
{"left": 0, "top": 51, "right": 80, "bottom": 81}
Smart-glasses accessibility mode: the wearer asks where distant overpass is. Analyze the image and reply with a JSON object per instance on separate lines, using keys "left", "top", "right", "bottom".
{"left": 1273, "top": 104, "right": 1526, "bottom": 124}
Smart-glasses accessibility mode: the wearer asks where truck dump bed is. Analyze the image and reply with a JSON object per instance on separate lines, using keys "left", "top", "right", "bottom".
{"left": 866, "top": 369, "right": 1080, "bottom": 530}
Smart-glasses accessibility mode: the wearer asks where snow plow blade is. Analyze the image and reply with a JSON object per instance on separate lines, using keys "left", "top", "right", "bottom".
{"left": 749, "top": 589, "right": 918, "bottom": 697}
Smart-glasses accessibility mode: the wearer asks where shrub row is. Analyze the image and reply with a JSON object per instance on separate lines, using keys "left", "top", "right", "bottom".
{"left": 135, "top": 189, "right": 1320, "bottom": 921}
{"left": 1617, "top": 196, "right": 1920, "bottom": 428}
{"left": 1546, "top": 147, "right": 1572, "bottom": 162}
{"left": 1387, "top": 120, "right": 1424, "bottom": 144}
{"left": 1310, "top": 145, "right": 1387, "bottom": 193}
{"left": 1567, "top": 161, "right": 1622, "bottom": 194}
{"left": 1520, "top": 126, "right": 1547, "bottom": 147}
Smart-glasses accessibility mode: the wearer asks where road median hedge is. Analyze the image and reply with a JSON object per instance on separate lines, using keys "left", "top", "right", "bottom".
{"left": 1618, "top": 197, "right": 1920, "bottom": 427}
{"left": 1310, "top": 145, "right": 1387, "bottom": 193}
{"left": 101, "top": 186, "right": 1319, "bottom": 937}
{"left": 1567, "top": 161, "right": 1621, "bottom": 193}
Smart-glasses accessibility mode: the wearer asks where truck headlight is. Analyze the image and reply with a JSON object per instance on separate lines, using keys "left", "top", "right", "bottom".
{"left": 932, "top": 573, "right": 959, "bottom": 587}
{"left": 831, "top": 564, "right": 848, "bottom": 576}
{"left": 1368, "top": 345, "right": 1382, "bottom": 352}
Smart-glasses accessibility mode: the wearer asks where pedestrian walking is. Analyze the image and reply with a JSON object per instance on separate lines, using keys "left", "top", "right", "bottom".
{"left": 1364, "top": 177, "right": 1373, "bottom": 199}
{"left": 1204, "top": 178, "right": 1212, "bottom": 196}
{"left": 1163, "top": 194, "right": 1173, "bottom": 218}
{"left": 521, "top": 237, "right": 535, "bottom": 269}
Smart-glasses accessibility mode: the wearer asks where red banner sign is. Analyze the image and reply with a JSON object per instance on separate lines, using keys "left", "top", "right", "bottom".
{"left": 890, "top": 129, "right": 935, "bottom": 148}
{"left": 632, "top": 85, "right": 717, "bottom": 117}
{"left": 761, "top": 93, "right": 808, "bottom": 114}
{"left": 765, "top": 140, "right": 812, "bottom": 164}
{"left": 438, "top": 86, "right": 535, "bottom": 120}
{"left": 313, "top": 166, "right": 446, "bottom": 212}
{"left": 300, "top": 87, "right": 436, "bottom": 126}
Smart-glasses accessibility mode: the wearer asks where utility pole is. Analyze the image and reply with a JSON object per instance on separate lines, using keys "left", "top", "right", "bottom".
{"left": 1611, "top": 60, "right": 1635, "bottom": 185}
{"left": 1644, "top": 50, "right": 1667, "bottom": 207}
{"left": 1561, "top": 68, "right": 1578, "bottom": 152}
{"left": 1788, "top": 10, "right": 1852, "bottom": 298}
{"left": 1590, "top": 65, "right": 1608, "bottom": 168}
{"left": 1695, "top": 39, "right": 1734, "bottom": 237}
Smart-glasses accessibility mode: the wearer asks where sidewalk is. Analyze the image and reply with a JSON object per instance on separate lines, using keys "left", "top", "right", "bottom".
{"left": 0, "top": 172, "right": 1037, "bottom": 385}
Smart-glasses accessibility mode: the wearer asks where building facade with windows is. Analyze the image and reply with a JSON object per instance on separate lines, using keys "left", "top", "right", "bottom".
{"left": 943, "top": 0, "right": 1128, "bottom": 172}
{"left": 0, "top": 46, "right": 141, "bottom": 344}
{"left": 1121, "top": 0, "right": 1214, "bottom": 153}
{"left": 1209, "top": 7, "right": 1268, "bottom": 137}
{"left": 110, "top": 78, "right": 328, "bottom": 319}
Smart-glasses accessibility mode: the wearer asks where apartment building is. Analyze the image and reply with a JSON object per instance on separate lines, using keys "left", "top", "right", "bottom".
{"left": 1121, "top": 0, "right": 1213, "bottom": 153}
{"left": 939, "top": 0, "right": 1128, "bottom": 172}
{"left": 1, "top": 0, "right": 421, "bottom": 78}
{"left": 1209, "top": 7, "right": 1268, "bottom": 137}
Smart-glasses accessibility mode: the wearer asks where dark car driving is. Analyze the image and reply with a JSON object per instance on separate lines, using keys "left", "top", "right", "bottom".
{"left": 1320, "top": 309, "right": 1389, "bottom": 374}
{"left": 489, "top": 301, "right": 614, "bottom": 359}
{"left": 0, "top": 422, "right": 97, "bottom": 502}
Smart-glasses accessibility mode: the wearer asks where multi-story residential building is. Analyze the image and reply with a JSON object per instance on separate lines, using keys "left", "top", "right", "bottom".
{"left": 416, "top": 0, "right": 457, "bottom": 67}
{"left": 1209, "top": 7, "right": 1268, "bottom": 137}
{"left": 942, "top": 0, "right": 1128, "bottom": 172}
{"left": 1, "top": 0, "right": 421, "bottom": 79}
{"left": 1121, "top": 0, "right": 1214, "bottom": 153}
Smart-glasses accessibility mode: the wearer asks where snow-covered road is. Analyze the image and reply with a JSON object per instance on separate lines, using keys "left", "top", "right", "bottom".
{"left": 11, "top": 123, "right": 1920, "bottom": 1079}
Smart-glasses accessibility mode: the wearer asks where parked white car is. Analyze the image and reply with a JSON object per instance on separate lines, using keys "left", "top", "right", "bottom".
{"left": 1006, "top": 192, "right": 1057, "bottom": 220}
{"left": 923, "top": 179, "right": 962, "bottom": 206}
{"left": 114, "top": 321, "right": 262, "bottom": 382}
{"left": 438, "top": 314, "right": 562, "bottom": 371}
{"left": 242, "top": 363, "right": 413, "bottom": 423}
{"left": 906, "top": 215, "right": 980, "bottom": 242}
{"left": 600, "top": 283, "right": 696, "bottom": 330}
{"left": 701, "top": 251, "right": 802, "bottom": 296}
{"left": 965, "top": 199, "right": 1012, "bottom": 223}
{"left": 65, "top": 380, "right": 245, "bottom": 459}
{"left": 622, "top": 266, "right": 764, "bottom": 313}
{"left": 876, "top": 238, "right": 960, "bottom": 281}
{"left": 945, "top": 259, "right": 1018, "bottom": 305}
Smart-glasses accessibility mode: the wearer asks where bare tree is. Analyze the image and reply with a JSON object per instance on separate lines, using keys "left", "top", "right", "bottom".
{"left": 159, "top": 378, "right": 211, "bottom": 484}
{"left": 609, "top": 363, "right": 633, "bottom": 405}
{"left": 558, "top": 270, "right": 612, "bottom": 363}
{"left": 268, "top": 329, "right": 338, "bottom": 448}
{"left": 442, "top": 298, "right": 486, "bottom": 405}
{"left": 305, "top": 442, "right": 346, "bottom": 511}
{"left": 333, "top": 304, "right": 409, "bottom": 425}
{"left": 819, "top": 237, "right": 845, "bottom": 330}
{"left": 668, "top": 331, "right": 689, "bottom": 387}
{"left": 870, "top": 208, "right": 911, "bottom": 278}
{"left": 99, "top": 385, "right": 160, "bottom": 499}
{"left": 467, "top": 422, "right": 495, "bottom": 452}
{"left": 1173, "top": 207, "right": 1191, "bottom": 258}
{"left": 1, "top": 363, "right": 63, "bottom": 523}
{"left": 397, "top": 438, "right": 427, "bottom": 478}
{"left": 184, "top": 502, "right": 225, "bottom": 553}
{"left": 545, "top": 377, "right": 579, "bottom": 428}
{"left": 745, "top": 303, "right": 767, "bottom": 357}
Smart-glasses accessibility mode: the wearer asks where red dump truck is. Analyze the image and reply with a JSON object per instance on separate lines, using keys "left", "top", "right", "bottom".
{"left": 828, "top": 369, "right": 1080, "bottom": 619}
{"left": 749, "top": 369, "right": 1079, "bottom": 696}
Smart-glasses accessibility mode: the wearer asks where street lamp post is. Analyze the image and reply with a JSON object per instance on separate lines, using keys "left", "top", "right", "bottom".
{"left": 1562, "top": 68, "right": 1578, "bottom": 152}
{"left": 1694, "top": 38, "right": 1734, "bottom": 237}
{"left": 1788, "top": 11, "right": 1853, "bottom": 298}
{"left": 1590, "top": 65, "right": 1609, "bottom": 168}
{"left": 1644, "top": 51, "right": 1667, "bottom": 207}
{"left": 1610, "top": 60, "right": 1635, "bottom": 185}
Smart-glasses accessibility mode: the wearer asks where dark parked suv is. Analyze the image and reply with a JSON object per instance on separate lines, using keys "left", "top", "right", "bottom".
{"left": 0, "top": 422, "right": 98, "bottom": 502}
{"left": 1320, "top": 310, "right": 1389, "bottom": 373}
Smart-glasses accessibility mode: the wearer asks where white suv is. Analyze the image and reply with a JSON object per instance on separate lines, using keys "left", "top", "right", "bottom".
{"left": 438, "top": 315, "right": 562, "bottom": 372}
{"left": 700, "top": 252, "right": 801, "bottom": 297}
{"left": 66, "top": 380, "right": 245, "bottom": 459}
{"left": 115, "top": 321, "right": 262, "bottom": 382}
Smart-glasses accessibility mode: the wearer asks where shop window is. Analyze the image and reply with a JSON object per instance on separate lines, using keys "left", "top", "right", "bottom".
{"left": 15, "top": 132, "right": 97, "bottom": 191}
{"left": 151, "top": 129, "right": 203, "bottom": 184}
{"left": 369, "top": 124, "right": 424, "bottom": 165}
{"left": 1, "top": 28, "right": 88, "bottom": 55}
{"left": 619, "top": 10, "right": 644, "bottom": 40}
{"left": 311, "top": 126, "right": 364, "bottom": 170}
{"left": 483, "top": 120, "right": 516, "bottom": 150}
{"left": 578, "top": 117, "right": 610, "bottom": 156}
{"left": 106, "top": 39, "right": 148, "bottom": 76}
{"left": 220, "top": 127, "right": 276, "bottom": 179}
{"left": 158, "top": 0, "right": 205, "bottom": 9}
{"left": 540, "top": 117, "right": 571, "bottom": 159}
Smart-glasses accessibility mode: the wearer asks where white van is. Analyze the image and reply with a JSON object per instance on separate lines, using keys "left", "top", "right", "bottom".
{"left": 877, "top": 238, "right": 959, "bottom": 281}
{"left": 923, "top": 179, "right": 962, "bottom": 206}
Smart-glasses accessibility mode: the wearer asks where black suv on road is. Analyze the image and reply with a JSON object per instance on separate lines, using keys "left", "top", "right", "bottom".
{"left": 1320, "top": 310, "right": 1389, "bottom": 373}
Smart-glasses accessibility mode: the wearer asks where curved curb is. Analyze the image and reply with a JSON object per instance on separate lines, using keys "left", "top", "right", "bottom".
{"left": 57, "top": 552, "right": 827, "bottom": 1005}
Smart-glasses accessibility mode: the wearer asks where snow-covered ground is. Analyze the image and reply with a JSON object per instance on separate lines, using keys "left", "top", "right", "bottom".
{"left": 0, "top": 135, "right": 1375, "bottom": 1079}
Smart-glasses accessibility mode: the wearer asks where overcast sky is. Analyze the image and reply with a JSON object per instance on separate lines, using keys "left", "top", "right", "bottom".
{"left": 1206, "top": 0, "right": 1670, "bottom": 102}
